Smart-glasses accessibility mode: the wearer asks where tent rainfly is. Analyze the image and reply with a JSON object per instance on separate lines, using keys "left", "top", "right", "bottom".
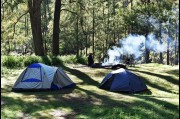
{"left": 12, "top": 63, "right": 75, "bottom": 91}
{"left": 99, "top": 68, "right": 147, "bottom": 93}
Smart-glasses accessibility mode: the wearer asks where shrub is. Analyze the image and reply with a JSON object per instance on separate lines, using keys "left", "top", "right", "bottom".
{"left": 61, "top": 55, "right": 77, "bottom": 64}
{"left": 51, "top": 56, "right": 63, "bottom": 66}
{"left": 23, "top": 56, "right": 42, "bottom": 66}
{"left": 1, "top": 54, "right": 88, "bottom": 68}
{"left": 41, "top": 56, "right": 52, "bottom": 65}
{"left": 76, "top": 56, "right": 87, "bottom": 65}
{"left": 2, "top": 56, "right": 22, "bottom": 68}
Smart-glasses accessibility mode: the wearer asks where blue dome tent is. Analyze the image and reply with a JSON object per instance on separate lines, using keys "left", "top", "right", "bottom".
{"left": 12, "top": 63, "right": 75, "bottom": 91}
{"left": 99, "top": 68, "right": 147, "bottom": 93}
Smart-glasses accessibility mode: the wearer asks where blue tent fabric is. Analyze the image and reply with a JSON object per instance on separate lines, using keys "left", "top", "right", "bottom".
{"left": 12, "top": 63, "right": 76, "bottom": 91}
{"left": 50, "top": 83, "right": 76, "bottom": 90}
{"left": 51, "top": 83, "right": 60, "bottom": 89}
{"left": 21, "top": 78, "right": 42, "bottom": 82}
{"left": 99, "top": 68, "right": 147, "bottom": 93}
{"left": 28, "top": 63, "right": 42, "bottom": 68}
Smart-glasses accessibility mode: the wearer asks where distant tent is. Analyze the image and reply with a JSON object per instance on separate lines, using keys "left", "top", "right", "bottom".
{"left": 99, "top": 68, "right": 147, "bottom": 93}
{"left": 12, "top": 63, "right": 75, "bottom": 91}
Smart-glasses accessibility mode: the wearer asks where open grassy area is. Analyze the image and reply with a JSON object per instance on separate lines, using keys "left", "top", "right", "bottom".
{"left": 1, "top": 63, "right": 179, "bottom": 119}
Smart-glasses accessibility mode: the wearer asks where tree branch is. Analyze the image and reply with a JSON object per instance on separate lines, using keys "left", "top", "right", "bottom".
{"left": 13, "top": 10, "right": 29, "bottom": 39}
{"left": 61, "top": 8, "right": 77, "bottom": 15}
{"left": 1, "top": 0, "right": 8, "bottom": 7}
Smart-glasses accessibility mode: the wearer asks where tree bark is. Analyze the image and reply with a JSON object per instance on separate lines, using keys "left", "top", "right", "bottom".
{"left": 145, "top": 0, "right": 151, "bottom": 63}
{"left": 76, "top": 14, "right": 79, "bottom": 57}
{"left": 92, "top": 6, "right": 95, "bottom": 56}
{"left": 145, "top": 33, "right": 150, "bottom": 63}
{"left": 167, "top": 40, "right": 170, "bottom": 65}
{"left": 106, "top": 0, "right": 110, "bottom": 51}
{"left": 167, "top": 28, "right": 170, "bottom": 65}
{"left": 28, "top": 0, "right": 44, "bottom": 56}
{"left": 52, "top": 0, "right": 62, "bottom": 56}
{"left": 113, "top": 0, "right": 116, "bottom": 43}
{"left": 85, "top": 34, "right": 88, "bottom": 56}
{"left": 159, "top": 23, "right": 163, "bottom": 64}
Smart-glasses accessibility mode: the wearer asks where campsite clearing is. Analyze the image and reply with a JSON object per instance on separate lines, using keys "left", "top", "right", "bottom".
{"left": 1, "top": 63, "right": 179, "bottom": 119}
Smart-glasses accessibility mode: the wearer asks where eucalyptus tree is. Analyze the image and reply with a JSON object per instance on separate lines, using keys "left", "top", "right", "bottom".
{"left": 154, "top": 0, "right": 168, "bottom": 64}
{"left": 54, "top": 0, "right": 89, "bottom": 56}
{"left": 28, "top": 0, "right": 44, "bottom": 56}
{"left": 146, "top": 0, "right": 177, "bottom": 65}
{"left": 52, "top": 0, "right": 62, "bottom": 56}
{"left": 41, "top": 0, "right": 52, "bottom": 55}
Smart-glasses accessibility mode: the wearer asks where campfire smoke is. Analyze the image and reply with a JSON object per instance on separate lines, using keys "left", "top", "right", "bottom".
{"left": 101, "top": 6, "right": 178, "bottom": 66}
{"left": 101, "top": 33, "right": 176, "bottom": 65}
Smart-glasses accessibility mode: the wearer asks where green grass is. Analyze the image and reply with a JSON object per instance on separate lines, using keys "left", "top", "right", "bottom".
{"left": 1, "top": 63, "right": 179, "bottom": 119}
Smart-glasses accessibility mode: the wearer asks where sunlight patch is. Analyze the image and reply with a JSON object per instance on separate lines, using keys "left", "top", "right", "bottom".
{"left": 17, "top": 112, "right": 30, "bottom": 119}
{"left": 89, "top": 95, "right": 103, "bottom": 105}
{"left": 1, "top": 100, "right": 6, "bottom": 105}
{"left": 49, "top": 109, "right": 76, "bottom": 119}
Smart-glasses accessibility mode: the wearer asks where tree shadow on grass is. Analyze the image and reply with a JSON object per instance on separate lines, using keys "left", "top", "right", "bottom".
{"left": 1, "top": 65, "right": 179, "bottom": 118}
{"left": 130, "top": 69, "right": 179, "bottom": 85}
{"left": 12, "top": 88, "right": 76, "bottom": 95}
{"left": 1, "top": 85, "right": 13, "bottom": 93}
{"left": 2, "top": 90, "right": 179, "bottom": 118}
{"left": 131, "top": 94, "right": 179, "bottom": 110}
{"left": 2, "top": 85, "right": 178, "bottom": 119}
{"left": 65, "top": 87, "right": 178, "bottom": 118}
{"left": 62, "top": 65, "right": 100, "bottom": 86}
{"left": 129, "top": 69, "right": 178, "bottom": 94}
{"left": 165, "top": 69, "right": 179, "bottom": 77}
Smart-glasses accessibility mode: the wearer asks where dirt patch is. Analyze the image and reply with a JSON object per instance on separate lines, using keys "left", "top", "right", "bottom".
{"left": 50, "top": 110, "right": 76, "bottom": 119}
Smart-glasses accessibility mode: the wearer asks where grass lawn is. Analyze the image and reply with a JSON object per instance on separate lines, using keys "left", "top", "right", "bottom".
{"left": 1, "top": 63, "right": 179, "bottom": 119}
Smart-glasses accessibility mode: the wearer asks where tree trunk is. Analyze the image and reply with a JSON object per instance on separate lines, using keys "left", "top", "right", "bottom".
{"left": 52, "top": 0, "right": 62, "bottom": 56}
{"left": 113, "top": 0, "right": 116, "bottom": 43}
{"left": 167, "top": 25, "right": 171, "bottom": 65}
{"left": 176, "top": 24, "right": 179, "bottom": 65}
{"left": 92, "top": 6, "right": 95, "bottom": 56}
{"left": 27, "top": 16, "right": 29, "bottom": 35}
{"left": 145, "top": 33, "right": 150, "bottom": 63}
{"left": 175, "top": 23, "right": 179, "bottom": 65}
{"left": 106, "top": 0, "right": 110, "bottom": 51}
{"left": 28, "top": 0, "right": 44, "bottom": 56}
{"left": 76, "top": 14, "right": 79, "bottom": 57}
{"left": 159, "top": 23, "right": 163, "bottom": 64}
{"left": 43, "top": 0, "right": 48, "bottom": 55}
{"left": 167, "top": 40, "right": 170, "bottom": 65}
{"left": 80, "top": 33, "right": 83, "bottom": 56}
{"left": 85, "top": 34, "right": 88, "bottom": 56}
{"left": 145, "top": 0, "right": 151, "bottom": 63}
{"left": 25, "top": 15, "right": 27, "bottom": 37}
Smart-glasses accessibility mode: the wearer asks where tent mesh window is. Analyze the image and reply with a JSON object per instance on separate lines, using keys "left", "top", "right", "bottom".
{"left": 21, "top": 68, "right": 42, "bottom": 82}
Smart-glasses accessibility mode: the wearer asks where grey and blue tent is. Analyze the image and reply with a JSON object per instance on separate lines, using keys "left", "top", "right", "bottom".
{"left": 12, "top": 63, "right": 75, "bottom": 91}
{"left": 99, "top": 68, "right": 147, "bottom": 93}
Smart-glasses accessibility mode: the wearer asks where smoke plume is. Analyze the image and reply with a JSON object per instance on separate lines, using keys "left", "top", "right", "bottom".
{"left": 102, "top": 33, "right": 175, "bottom": 65}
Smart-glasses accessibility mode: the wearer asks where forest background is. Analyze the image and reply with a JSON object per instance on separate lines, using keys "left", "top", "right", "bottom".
{"left": 1, "top": 0, "right": 179, "bottom": 66}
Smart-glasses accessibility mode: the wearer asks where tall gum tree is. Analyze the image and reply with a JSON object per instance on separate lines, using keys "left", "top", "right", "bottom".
{"left": 28, "top": 0, "right": 44, "bottom": 56}
{"left": 52, "top": 0, "right": 61, "bottom": 56}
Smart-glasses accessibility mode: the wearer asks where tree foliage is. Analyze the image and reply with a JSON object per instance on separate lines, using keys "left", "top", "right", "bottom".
{"left": 1, "top": 0, "right": 179, "bottom": 64}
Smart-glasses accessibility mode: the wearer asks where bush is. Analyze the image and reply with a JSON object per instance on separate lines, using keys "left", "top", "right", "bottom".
{"left": 1, "top": 54, "right": 88, "bottom": 68}
{"left": 2, "top": 56, "right": 22, "bottom": 68}
{"left": 76, "top": 56, "right": 87, "bottom": 65}
{"left": 61, "top": 55, "right": 77, "bottom": 64}
{"left": 41, "top": 56, "right": 52, "bottom": 65}
{"left": 51, "top": 56, "right": 63, "bottom": 66}
{"left": 23, "top": 56, "right": 42, "bottom": 66}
